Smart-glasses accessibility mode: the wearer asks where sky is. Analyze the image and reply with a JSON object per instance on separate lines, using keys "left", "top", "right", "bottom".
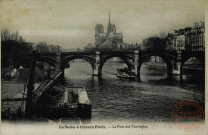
{"left": 0, "top": 0, "right": 205, "bottom": 49}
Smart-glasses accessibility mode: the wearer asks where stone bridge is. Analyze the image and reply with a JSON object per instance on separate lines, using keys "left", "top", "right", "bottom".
{"left": 14, "top": 50, "right": 205, "bottom": 79}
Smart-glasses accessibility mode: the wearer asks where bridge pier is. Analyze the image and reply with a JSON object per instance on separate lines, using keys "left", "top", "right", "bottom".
{"left": 93, "top": 65, "right": 101, "bottom": 76}
{"left": 134, "top": 65, "right": 140, "bottom": 80}
{"left": 171, "top": 61, "right": 181, "bottom": 75}
{"left": 178, "top": 51, "right": 182, "bottom": 80}
{"left": 172, "top": 62, "right": 183, "bottom": 80}
{"left": 169, "top": 51, "right": 184, "bottom": 80}
{"left": 171, "top": 51, "right": 182, "bottom": 80}
{"left": 93, "top": 51, "right": 101, "bottom": 76}
{"left": 55, "top": 51, "right": 61, "bottom": 72}
{"left": 167, "top": 67, "right": 173, "bottom": 79}
{"left": 134, "top": 50, "right": 140, "bottom": 79}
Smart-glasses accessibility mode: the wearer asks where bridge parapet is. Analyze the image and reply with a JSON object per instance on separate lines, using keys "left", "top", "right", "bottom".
{"left": 33, "top": 50, "right": 204, "bottom": 80}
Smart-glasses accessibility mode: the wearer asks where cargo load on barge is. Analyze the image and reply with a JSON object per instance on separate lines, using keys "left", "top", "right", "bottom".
{"left": 38, "top": 87, "right": 91, "bottom": 119}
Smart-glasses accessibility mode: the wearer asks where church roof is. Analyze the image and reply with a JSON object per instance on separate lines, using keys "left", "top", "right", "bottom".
{"left": 99, "top": 39, "right": 112, "bottom": 48}
{"left": 108, "top": 32, "right": 115, "bottom": 38}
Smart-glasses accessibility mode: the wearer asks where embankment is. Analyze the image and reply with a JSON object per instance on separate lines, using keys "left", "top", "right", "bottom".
{"left": 1, "top": 67, "right": 47, "bottom": 82}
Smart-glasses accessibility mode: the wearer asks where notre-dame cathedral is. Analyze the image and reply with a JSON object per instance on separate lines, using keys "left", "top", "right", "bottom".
{"left": 94, "top": 13, "right": 123, "bottom": 48}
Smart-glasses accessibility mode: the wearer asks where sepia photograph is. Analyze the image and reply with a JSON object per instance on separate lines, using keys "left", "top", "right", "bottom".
{"left": 0, "top": 0, "right": 207, "bottom": 134}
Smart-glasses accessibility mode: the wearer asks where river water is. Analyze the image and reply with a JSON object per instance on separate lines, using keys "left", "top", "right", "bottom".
{"left": 59, "top": 60, "right": 204, "bottom": 123}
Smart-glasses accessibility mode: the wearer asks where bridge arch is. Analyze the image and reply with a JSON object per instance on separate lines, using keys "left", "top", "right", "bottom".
{"left": 99, "top": 54, "right": 134, "bottom": 75}
{"left": 139, "top": 53, "right": 174, "bottom": 78}
{"left": 61, "top": 55, "right": 95, "bottom": 70}
{"left": 180, "top": 54, "right": 205, "bottom": 80}
{"left": 181, "top": 55, "right": 204, "bottom": 70}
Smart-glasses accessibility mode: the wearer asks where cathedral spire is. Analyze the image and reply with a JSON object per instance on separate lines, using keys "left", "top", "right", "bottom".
{"left": 109, "top": 11, "right": 111, "bottom": 25}
{"left": 107, "top": 11, "right": 111, "bottom": 34}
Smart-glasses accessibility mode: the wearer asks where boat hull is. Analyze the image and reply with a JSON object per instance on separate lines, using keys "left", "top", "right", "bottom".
{"left": 78, "top": 104, "right": 91, "bottom": 117}
{"left": 44, "top": 104, "right": 91, "bottom": 118}
{"left": 37, "top": 87, "right": 92, "bottom": 119}
{"left": 116, "top": 74, "right": 136, "bottom": 79}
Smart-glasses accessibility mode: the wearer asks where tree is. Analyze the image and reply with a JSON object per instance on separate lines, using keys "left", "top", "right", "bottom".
{"left": 1, "top": 28, "right": 32, "bottom": 68}
{"left": 142, "top": 36, "right": 167, "bottom": 50}
{"left": 1, "top": 28, "right": 10, "bottom": 41}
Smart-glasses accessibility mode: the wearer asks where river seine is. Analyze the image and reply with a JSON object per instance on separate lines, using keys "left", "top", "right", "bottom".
{"left": 59, "top": 60, "right": 204, "bottom": 123}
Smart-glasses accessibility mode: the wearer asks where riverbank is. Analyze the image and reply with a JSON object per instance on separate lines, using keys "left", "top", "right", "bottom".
{"left": 1, "top": 81, "right": 26, "bottom": 119}
{"left": 1, "top": 80, "right": 41, "bottom": 120}
{"left": 1, "top": 67, "right": 47, "bottom": 117}
{"left": 1, "top": 67, "right": 47, "bottom": 82}
{"left": 144, "top": 62, "right": 203, "bottom": 70}
{"left": 1, "top": 69, "right": 62, "bottom": 121}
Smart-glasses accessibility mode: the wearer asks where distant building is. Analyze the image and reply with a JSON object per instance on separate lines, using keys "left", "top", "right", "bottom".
{"left": 31, "top": 42, "right": 37, "bottom": 50}
{"left": 87, "top": 43, "right": 94, "bottom": 48}
{"left": 166, "top": 34, "right": 174, "bottom": 50}
{"left": 35, "top": 42, "right": 61, "bottom": 53}
{"left": 142, "top": 38, "right": 152, "bottom": 50}
{"left": 175, "top": 30, "right": 186, "bottom": 51}
{"left": 185, "top": 22, "right": 205, "bottom": 51}
{"left": 84, "top": 43, "right": 94, "bottom": 51}
{"left": 166, "top": 22, "right": 205, "bottom": 51}
{"left": 84, "top": 12, "right": 141, "bottom": 51}
{"left": 48, "top": 45, "right": 59, "bottom": 53}
{"left": 25, "top": 42, "right": 37, "bottom": 51}
{"left": 95, "top": 12, "right": 123, "bottom": 49}
{"left": 37, "top": 42, "right": 48, "bottom": 53}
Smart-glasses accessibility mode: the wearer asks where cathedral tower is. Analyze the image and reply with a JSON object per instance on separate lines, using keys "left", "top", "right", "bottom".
{"left": 107, "top": 12, "right": 116, "bottom": 34}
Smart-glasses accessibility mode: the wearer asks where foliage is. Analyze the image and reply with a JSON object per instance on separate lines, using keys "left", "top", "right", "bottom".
{"left": 1, "top": 28, "right": 33, "bottom": 68}
{"left": 142, "top": 33, "right": 167, "bottom": 50}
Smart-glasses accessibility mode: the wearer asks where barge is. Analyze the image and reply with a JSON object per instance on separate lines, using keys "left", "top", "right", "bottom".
{"left": 39, "top": 87, "right": 91, "bottom": 119}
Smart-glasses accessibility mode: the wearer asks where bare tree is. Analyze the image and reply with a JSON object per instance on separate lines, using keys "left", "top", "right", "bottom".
{"left": 11, "top": 31, "right": 19, "bottom": 41}
{"left": 1, "top": 28, "right": 10, "bottom": 41}
{"left": 1, "top": 28, "right": 25, "bottom": 42}
{"left": 18, "top": 36, "right": 25, "bottom": 43}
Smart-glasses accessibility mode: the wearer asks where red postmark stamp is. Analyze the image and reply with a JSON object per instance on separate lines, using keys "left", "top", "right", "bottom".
{"left": 172, "top": 99, "right": 204, "bottom": 131}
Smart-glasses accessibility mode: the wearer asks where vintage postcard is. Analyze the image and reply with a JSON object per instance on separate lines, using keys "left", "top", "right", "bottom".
{"left": 0, "top": 0, "right": 207, "bottom": 134}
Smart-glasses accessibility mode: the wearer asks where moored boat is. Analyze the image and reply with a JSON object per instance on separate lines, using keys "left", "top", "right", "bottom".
{"left": 43, "top": 87, "right": 91, "bottom": 118}
{"left": 116, "top": 68, "right": 136, "bottom": 79}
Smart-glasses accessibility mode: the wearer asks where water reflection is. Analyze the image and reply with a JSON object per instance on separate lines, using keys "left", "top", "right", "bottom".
{"left": 62, "top": 60, "right": 204, "bottom": 122}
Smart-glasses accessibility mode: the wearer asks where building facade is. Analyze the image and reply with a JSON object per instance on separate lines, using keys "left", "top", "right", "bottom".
{"left": 37, "top": 42, "right": 48, "bottom": 53}
{"left": 166, "top": 22, "right": 205, "bottom": 51}
{"left": 36, "top": 42, "right": 60, "bottom": 53}
{"left": 185, "top": 22, "right": 205, "bottom": 51}
{"left": 48, "top": 45, "right": 60, "bottom": 53}
{"left": 95, "top": 13, "right": 123, "bottom": 49}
